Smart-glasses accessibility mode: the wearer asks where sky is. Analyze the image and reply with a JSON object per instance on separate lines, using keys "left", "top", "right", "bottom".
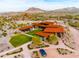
{"left": 0, "top": 0, "right": 79, "bottom": 12}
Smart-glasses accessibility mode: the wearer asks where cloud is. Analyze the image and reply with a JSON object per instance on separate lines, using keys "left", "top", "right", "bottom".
{"left": 43, "top": 0, "right": 79, "bottom": 2}
{"left": 24, "top": 0, "right": 79, "bottom": 10}
{"left": 0, "top": 0, "right": 79, "bottom": 12}
{"left": 0, "top": 0, "right": 27, "bottom": 12}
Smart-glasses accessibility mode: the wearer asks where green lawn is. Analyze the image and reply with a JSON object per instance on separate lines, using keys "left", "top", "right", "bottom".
{"left": 10, "top": 29, "right": 42, "bottom": 47}
{"left": 26, "top": 28, "right": 42, "bottom": 35}
{"left": 9, "top": 34, "right": 32, "bottom": 47}
{"left": 26, "top": 28, "right": 42, "bottom": 40}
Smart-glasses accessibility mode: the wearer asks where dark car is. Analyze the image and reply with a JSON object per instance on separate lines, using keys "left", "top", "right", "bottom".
{"left": 39, "top": 49, "right": 47, "bottom": 57}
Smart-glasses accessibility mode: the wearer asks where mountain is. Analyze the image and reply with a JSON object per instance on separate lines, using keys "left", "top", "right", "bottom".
{"left": 0, "top": 7, "right": 79, "bottom": 16}
{"left": 25, "top": 7, "right": 45, "bottom": 13}
{"left": 0, "top": 12, "right": 22, "bottom": 16}
{"left": 49, "top": 7, "right": 79, "bottom": 13}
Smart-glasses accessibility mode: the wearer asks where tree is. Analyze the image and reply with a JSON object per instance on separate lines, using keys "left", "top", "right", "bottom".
{"left": 65, "top": 15, "right": 73, "bottom": 19}
{"left": 47, "top": 34, "right": 58, "bottom": 45}
{"left": 31, "top": 36, "right": 43, "bottom": 48}
{"left": 32, "top": 37, "right": 42, "bottom": 45}
{"left": 2, "top": 32, "right": 7, "bottom": 37}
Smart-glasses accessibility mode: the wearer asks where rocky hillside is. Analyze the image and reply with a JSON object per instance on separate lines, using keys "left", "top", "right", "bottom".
{"left": 25, "top": 7, "right": 45, "bottom": 13}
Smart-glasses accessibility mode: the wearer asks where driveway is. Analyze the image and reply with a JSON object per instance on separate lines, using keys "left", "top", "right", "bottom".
{"left": 69, "top": 26, "right": 79, "bottom": 50}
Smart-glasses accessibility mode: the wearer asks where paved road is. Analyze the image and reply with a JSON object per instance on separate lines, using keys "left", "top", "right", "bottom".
{"left": 69, "top": 26, "right": 79, "bottom": 51}
{"left": 0, "top": 42, "right": 32, "bottom": 58}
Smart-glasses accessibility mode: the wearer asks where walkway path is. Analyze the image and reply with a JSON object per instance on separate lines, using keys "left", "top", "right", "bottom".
{"left": 69, "top": 26, "right": 79, "bottom": 51}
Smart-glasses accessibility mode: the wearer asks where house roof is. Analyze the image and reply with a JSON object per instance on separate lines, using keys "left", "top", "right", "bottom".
{"left": 32, "top": 23, "right": 62, "bottom": 28}
{"left": 35, "top": 32, "right": 51, "bottom": 38}
{"left": 32, "top": 22, "right": 54, "bottom": 26}
{"left": 18, "top": 26, "right": 33, "bottom": 31}
{"left": 44, "top": 27, "right": 64, "bottom": 33}
{"left": 46, "top": 24, "right": 62, "bottom": 28}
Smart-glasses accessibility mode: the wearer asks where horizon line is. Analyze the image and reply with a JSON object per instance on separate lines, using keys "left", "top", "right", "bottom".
{"left": 0, "top": 6, "right": 78, "bottom": 13}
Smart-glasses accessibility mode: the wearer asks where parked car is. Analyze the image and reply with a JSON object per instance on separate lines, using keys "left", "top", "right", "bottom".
{"left": 39, "top": 49, "right": 47, "bottom": 57}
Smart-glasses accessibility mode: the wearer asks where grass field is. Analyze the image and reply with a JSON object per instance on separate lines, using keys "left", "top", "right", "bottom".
{"left": 26, "top": 28, "right": 42, "bottom": 35}
{"left": 9, "top": 34, "right": 32, "bottom": 47}
{"left": 9, "top": 29, "right": 42, "bottom": 47}
{"left": 26, "top": 28, "right": 42, "bottom": 40}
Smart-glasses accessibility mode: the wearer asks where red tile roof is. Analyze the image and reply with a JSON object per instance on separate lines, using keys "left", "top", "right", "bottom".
{"left": 44, "top": 28, "right": 64, "bottom": 33}
{"left": 18, "top": 26, "right": 33, "bottom": 31}
{"left": 32, "top": 22, "right": 54, "bottom": 26}
{"left": 33, "top": 24, "right": 62, "bottom": 28}
{"left": 46, "top": 24, "right": 62, "bottom": 28}
{"left": 35, "top": 32, "right": 51, "bottom": 38}
{"left": 32, "top": 22, "right": 61, "bottom": 28}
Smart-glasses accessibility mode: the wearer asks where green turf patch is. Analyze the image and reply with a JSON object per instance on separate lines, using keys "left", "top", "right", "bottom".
{"left": 26, "top": 28, "right": 42, "bottom": 40}
{"left": 9, "top": 34, "right": 32, "bottom": 47}
{"left": 26, "top": 28, "right": 42, "bottom": 35}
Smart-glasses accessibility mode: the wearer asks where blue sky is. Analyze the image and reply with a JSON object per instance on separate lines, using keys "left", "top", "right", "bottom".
{"left": 0, "top": 0, "right": 79, "bottom": 12}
